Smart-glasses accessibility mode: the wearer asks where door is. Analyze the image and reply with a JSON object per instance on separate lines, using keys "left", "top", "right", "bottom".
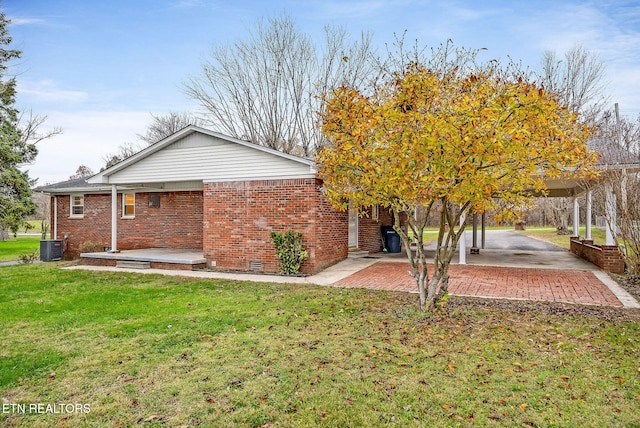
{"left": 348, "top": 204, "right": 358, "bottom": 248}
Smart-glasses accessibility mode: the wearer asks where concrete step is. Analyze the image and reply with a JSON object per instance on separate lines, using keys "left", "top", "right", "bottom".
{"left": 116, "top": 260, "right": 151, "bottom": 269}
{"left": 348, "top": 250, "right": 369, "bottom": 258}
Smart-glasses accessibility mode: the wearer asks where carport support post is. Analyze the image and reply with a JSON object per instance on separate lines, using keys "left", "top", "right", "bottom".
{"left": 605, "top": 183, "right": 617, "bottom": 246}
{"left": 111, "top": 184, "right": 118, "bottom": 252}
{"left": 573, "top": 197, "right": 580, "bottom": 237}
{"left": 471, "top": 213, "right": 479, "bottom": 254}
{"left": 481, "top": 213, "right": 486, "bottom": 249}
{"left": 585, "top": 190, "right": 592, "bottom": 241}
{"left": 459, "top": 208, "right": 466, "bottom": 264}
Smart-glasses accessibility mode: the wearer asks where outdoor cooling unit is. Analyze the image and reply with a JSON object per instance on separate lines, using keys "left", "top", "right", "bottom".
{"left": 40, "top": 239, "right": 63, "bottom": 262}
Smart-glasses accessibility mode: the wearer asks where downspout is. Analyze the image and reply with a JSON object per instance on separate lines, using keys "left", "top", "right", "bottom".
{"left": 111, "top": 184, "right": 118, "bottom": 252}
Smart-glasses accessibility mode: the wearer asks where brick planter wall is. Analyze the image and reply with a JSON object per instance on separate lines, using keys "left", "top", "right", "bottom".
{"left": 570, "top": 237, "right": 625, "bottom": 274}
{"left": 203, "top": 178, "right": 348, "bottom": 275}
{"left": 52, "top": 191, "right": 203, "bottom": 259}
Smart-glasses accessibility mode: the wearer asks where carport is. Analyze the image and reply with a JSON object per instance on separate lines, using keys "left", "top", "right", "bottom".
{"left": 458, "top": 165, "right": 640, "bottom": 274}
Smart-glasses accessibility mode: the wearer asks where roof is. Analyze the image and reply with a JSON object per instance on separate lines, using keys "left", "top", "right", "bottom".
{"left": 88, "top": 125, "right": 316, "bottom": 185}
{"left": 34, "top": 177, "right": 110, "bottom": 194}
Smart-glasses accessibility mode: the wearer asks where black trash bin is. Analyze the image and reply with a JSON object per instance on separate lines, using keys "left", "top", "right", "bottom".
{"left": 381, "top": 226, "right": 402, "bottom": 253}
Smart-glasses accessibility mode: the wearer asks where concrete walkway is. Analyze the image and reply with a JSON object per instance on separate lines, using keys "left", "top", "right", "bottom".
{"left": 65, "top": 253, "right": 640, "bottom": 308}
{"left": 62, "top": 229, "right": 640, "bottom": 309}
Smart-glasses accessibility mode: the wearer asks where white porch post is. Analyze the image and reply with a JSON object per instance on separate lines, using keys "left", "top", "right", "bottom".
{"left": 458, "top": 208, "right": 466, "bottom": 265}
{"left": 605, "top": 183, "right": 617, "bottom": 246}
{"left": 111, "top": 184, "right": 118, "bottom": 252}
{"left": 585, "top": 190, "right": 592, "bottom": 241}
{"left": 573, "top": 197, "right": 580, "bottom": 237}
{"left": 53, "top": 196, "right": 58, "bottom": 240}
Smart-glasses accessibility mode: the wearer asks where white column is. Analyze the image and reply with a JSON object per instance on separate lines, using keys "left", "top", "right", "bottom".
{"left": 573, "top": 197, "right": 580, "bottom": 236}
{"left": 605, "top": 183, "right": 617, "bottom": 246}
{"left": 458, "top": 208, "right": 466, "bottom": 265}
{"left": 53, "top": 196, "right": 58, "bottom": 240}
{"left": 111, "top": 185, "right": 118, "bottom": 252}
{"left": 585, "top": 190, "right": 592, "bottom": 241}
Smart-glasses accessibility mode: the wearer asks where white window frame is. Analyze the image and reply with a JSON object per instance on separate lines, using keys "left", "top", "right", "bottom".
{"left": 122, "top": 193, "right": 135, "bottom": 218}
{"left": 371, "top": 205, "right": 379, "bottom": 222}
{"left": 70, "top": 194, "right": 84, "bottom": 218}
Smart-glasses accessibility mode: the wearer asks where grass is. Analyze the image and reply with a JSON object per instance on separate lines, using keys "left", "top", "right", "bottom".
{"left": 0, "top": 236, "right": 40, "bottom": 262}
{"left": 0, "top": 263, "right": 639, "bottom": 427}
{"left": 413, "top": 225, "right": 514, "bottom": 245}
{"left": 520, "top": 226, "right": 607, "bottom": 250}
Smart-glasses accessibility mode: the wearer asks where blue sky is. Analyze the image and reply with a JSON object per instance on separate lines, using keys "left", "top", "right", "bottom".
{"left": 6, "top": 0, "right": 640, "bottom": 184}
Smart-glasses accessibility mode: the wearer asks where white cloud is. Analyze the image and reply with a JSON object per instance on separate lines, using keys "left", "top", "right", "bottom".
{"left": 7, "top": 17, "right": 46, "bottom": 26}
{"left": 18, "top": 80, "right": 88, "bottom": 104}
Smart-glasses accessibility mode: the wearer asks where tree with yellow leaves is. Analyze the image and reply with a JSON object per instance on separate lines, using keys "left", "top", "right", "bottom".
{"left": 318, "top": 47, "right": 597, "bottom": 311}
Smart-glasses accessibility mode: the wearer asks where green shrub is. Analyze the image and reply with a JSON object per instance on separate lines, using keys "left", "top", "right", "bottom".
{"left": 18, "top": 249, "right": 39, "bottom": 264}
{"left": 270, "top": 230, "right": 308, "bottom": 275}
{"left": 78, "top": 240, "right": 104, "bottom": 253}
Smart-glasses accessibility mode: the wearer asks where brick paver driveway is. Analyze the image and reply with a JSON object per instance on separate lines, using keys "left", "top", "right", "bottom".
{"left": 335, "top": 262, "right": 623, "bottom": 307}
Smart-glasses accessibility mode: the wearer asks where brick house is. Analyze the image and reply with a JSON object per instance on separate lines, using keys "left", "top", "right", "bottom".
{"left": 38, "top": 126, "right": 397, "bottom": 274}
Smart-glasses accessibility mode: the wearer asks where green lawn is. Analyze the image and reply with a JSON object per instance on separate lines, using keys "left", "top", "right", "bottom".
{"left": 1, "top": 264, "right": 638, "bottom": 427}
{"left": 0, "top": 236, "right": 40, "bottom": 262}
{"left": 520, "top": 226, "right": 607, "bottom": 250}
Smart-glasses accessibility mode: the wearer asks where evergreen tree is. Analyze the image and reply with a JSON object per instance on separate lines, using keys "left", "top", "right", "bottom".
{"left": 0, "top": 10, "right": 37, "bottom": 239}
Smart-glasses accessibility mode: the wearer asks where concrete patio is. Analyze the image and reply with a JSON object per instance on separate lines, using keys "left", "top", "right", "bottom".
{"left": 80, "top": 248, "right": 206, "bottom": 270}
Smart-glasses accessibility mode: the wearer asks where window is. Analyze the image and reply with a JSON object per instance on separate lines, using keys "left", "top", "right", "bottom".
{"left": 371, "top": 205, "right": 379, "bottom": 222}
{"left": 123, "top": 193, "right": 135, "bottom": 217}
{"left": 148, "top": 194, "right": 160, "bottom": 208}
{"left": 70, "top": 195, "right": 84, "bottom": 217}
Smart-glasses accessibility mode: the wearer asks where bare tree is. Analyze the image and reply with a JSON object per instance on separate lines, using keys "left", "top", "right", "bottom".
{"left": 538, "top": 45, "right": 609, "bottom": 125}
{"left": 68, "top": 164, "right": 94, "bottom": 180}
{"left": 101, "top": 142, "right": 140, "bottom": 170}
{"left": 184, "top": 14, "right": 376, "bottom": 156}
{"left": 137, "top": 111, "right": 203, "bottom": 145}
{"left": 535, "top": 45, "right": 609, "bottom": 234}
{"left": 100, "top": 112, "right": 203, "bottom": 170}
{"left": 589, "top": 110, "right": 640, "bottom": 275}
{"left": 19, "top": 111, "right": 62, "bottom": 146}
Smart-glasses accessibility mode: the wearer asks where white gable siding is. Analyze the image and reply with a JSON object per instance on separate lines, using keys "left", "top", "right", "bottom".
{"left": 107, "top": 133, "right": 314, "bottom": 184}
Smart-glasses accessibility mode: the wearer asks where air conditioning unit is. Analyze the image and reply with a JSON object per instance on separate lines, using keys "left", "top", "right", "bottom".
{"left": 40, "top": 240, "right": 63, "bottom": 262}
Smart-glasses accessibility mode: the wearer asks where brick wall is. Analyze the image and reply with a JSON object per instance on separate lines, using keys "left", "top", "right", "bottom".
{"left": 52, "top": 191, "right": 203, "bottom": 258}
{"left": 52, "top": 180, "right": 353, "bottom": 274}
{"left": 569, "top": 237, "right": 625, "bottom": 274}
{"left": 357, "top": 206, "right": 409, "bottom": 253}
{"left": 357, "top": 206, "right": 399, "bottom": 253}
{"left": 203, "top": 178, "right": 348, "bottom": 274}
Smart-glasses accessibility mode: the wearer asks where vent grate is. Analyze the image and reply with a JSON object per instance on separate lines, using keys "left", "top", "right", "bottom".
{"left": 249, "top": 262, "right": 263, "bottom": 270}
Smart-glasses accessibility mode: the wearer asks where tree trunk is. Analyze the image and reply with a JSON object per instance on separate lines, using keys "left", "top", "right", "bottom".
{"left": 392, "top": 200, "right": 468, "bottom": 312}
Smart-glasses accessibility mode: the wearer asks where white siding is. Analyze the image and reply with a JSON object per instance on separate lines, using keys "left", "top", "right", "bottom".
{"left": 108, "top": 133, "right": 313, "bottom": 184}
